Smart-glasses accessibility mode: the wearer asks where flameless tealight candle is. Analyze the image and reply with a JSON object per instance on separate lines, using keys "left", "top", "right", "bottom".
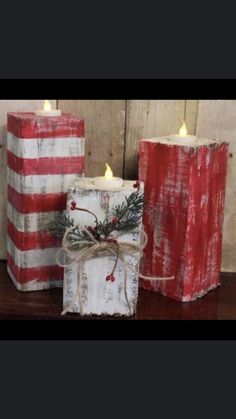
{"left": 35, "top": 100, "right": 62, "bottom": 117}
{"left": 167, "top": 121, "right": 197, "bottom": 144}
{"left": 93, "top": 163, "right": 123, "bottom": 190}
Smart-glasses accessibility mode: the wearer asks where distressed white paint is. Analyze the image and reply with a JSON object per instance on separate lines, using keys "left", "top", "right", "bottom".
{"left": 7, "top": 237, "right": 59, "bottom": 269}
{"left": 63, "top": 178, "right": 144, "bottom": 316}
{"left": 7, "top": 267, "right": 63, "bottom": 292}
{"left": 7, "top": 169, "right": 80, "bottom": 194}
{"left": 0, "top": 100, "right": 57, "bottom": 259}
{"left": 7, "top": 133, "right": 85, "bottom": 158}
{"left": 7, "top": 203, "right": 63, "bottom": 233}
{"left": 196, "top": 100, "right": 236, "bottom": 272}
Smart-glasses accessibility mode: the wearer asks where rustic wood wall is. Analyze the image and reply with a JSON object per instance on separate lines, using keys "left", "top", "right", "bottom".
{"left": 0, "top": 100, "right": 235, "bottom": 273}
{"left": 59, "top": 100, "right": 126, "bottom": 177}
{"left": 59, "top": 100, "right": 198, "bottom": 179}
{"left": 0, "top": 100, "right": 57, "bottom": 260}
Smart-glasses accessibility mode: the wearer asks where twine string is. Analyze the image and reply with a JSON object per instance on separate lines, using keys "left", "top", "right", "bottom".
{"left": 57, "top": 224, "right": 174, "bottom": 316}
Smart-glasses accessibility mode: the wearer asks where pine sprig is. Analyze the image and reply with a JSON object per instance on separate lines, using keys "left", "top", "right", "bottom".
{"left": 112, "top": 192, "right": 144, "bottom": 232}
{"left": 48, "top": 212, "right": 95, "bottom": 250}
{"left": 48, "top": 212, "right": 73, "bottom": 238}
{"left": 48, "top": 190, "right": 144, "bottom": 249}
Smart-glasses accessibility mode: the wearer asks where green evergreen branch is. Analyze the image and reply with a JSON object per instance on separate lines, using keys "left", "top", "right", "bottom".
{"left": 111, "top": 192, "right": 144, "bottom": 232}
{"left": 48, "top": 212, "right": 95, "bottom": 250}
{"left": 48, "top": 191, "right": 144, "bottom": 248}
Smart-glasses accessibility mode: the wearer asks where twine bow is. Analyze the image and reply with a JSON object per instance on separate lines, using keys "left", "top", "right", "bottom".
{"left": 57, "top": 224, "right": 174, "bottom": 316}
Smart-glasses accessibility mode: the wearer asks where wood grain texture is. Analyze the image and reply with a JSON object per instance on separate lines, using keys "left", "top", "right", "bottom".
{"left": 59, "top": 100, "right": 126, "bottom": 178}
{"left": 185, "top": 100, "right": 199, "bottom": 134}
{"left": 196, "top": 100, "right": 236, "bottom": 272}
{"left": 64, "top": 179, "right": 144, "bottom": 316}
{"left": 6, "top": 112, "right": 84, "bottom": 290}
{"left": 0, "top": 100, "right": 56, "bottom": 260}
{"left": 139, "top": 138, "right": 228, "bottom": 301}
{"left": 124, "top": 100, "right": 198, "bottom": 179}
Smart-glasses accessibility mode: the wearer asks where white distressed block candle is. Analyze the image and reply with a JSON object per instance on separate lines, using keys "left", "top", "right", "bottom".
{"left": 63, "top": 178, "right": 144, "bottom": 316}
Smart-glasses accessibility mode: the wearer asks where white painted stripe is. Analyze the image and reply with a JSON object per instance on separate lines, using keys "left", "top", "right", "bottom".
{"left": 7, "top": 266, "right": 63, "bottom": 291}
{"left": 7, "top": 132, "right": 85, "bottom": 158}
{"left": 7, "top": 168, "right": 80, "bottom": 194}
{"left": 7, "top": 237, "right": 59, "bottom": 268}
{"left": 7, "top": 203, "right": 64, "bottom": 232}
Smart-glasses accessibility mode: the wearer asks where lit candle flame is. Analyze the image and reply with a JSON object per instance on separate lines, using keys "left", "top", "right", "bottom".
{"left": 105, "top": 163, "right": 113, "bottom": 179}
{"left": 179, "top": 121, "right": 187, "bottom": 136}
{"left": 43, "top": 100, "right": 52, "bottom": 111}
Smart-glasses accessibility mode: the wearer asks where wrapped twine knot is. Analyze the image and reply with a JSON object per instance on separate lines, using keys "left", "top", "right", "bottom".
{"left": 57, "top": 223, "right": 174, "bottom": 317}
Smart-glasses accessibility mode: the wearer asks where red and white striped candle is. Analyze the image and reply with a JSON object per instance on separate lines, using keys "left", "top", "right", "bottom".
{"left": 139, "top": 133, "right": 229, "bottom": 302}
{"left": 7, "top": 111, "right": 85, "bottom": 291}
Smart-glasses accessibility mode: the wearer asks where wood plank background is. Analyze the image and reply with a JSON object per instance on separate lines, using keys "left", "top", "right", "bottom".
{"left": 0, "top": 100, "right": 235, "bottom": 273}
{"left": 60, "top": 100, "right": 126, "bottom": 177}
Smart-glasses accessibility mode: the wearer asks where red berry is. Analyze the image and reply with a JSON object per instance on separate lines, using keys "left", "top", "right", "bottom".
{"left": 110, "top": 274, "right": 116, "bottom": 282}
{"left": 112, "top": 216, "right": 119, "bottom": 224}
{"left": 105, "top": 273, "right": 116, "bottom": 282}
{"left": 133, "top": 181, "right": 140, "bottom": 189}
{"left": 106, "top": 238, "right": 117, "bottom": 244}
{"left": 70, "top": 201, "right": 77, "bottom": 211}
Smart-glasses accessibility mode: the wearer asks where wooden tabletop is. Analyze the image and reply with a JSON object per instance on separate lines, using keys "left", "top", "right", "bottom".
{"left": 0, "top": 261, "right": 236, "bottom": 320}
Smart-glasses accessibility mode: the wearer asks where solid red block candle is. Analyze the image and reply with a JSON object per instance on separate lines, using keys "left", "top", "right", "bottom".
{"left": 139, "top": 137, "right": 229, "bottom": 302}
{"left": 7, "top": 112, "right": 85, "bottom": 291}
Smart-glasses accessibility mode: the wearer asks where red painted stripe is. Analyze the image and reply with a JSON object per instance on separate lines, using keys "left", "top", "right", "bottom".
{"left": 7, "top": 252, "right": 63, "bottom": 284}
{"left": 7, "top": 219, "right": 61, "bottom": 251}
{"left": 8, "top": 185, "right": 67, "bottom": 214}
{"left": 8, "top": 113, "right": 84, "bottom": 139}
{"left": 7, "top": 150, "right": 84, "bottom": 176}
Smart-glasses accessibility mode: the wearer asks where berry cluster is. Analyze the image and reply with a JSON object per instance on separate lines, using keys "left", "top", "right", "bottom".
{"left": 106, "top": 273, "right": 116, "bottom": 282}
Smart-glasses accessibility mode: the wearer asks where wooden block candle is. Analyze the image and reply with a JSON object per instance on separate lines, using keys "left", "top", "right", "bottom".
{"left": 139, "top": 132, "right": 229, "bottom": 302}
{"left": 62, "top": 177, "right": 144, "bottom": 316}
{"left": 7, "top": 110, "right": 85, "bottom": 291}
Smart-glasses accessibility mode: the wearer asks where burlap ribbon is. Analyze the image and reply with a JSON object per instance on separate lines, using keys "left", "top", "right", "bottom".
{"left": 57, "top": 224, "right": 174, "bottom": 316}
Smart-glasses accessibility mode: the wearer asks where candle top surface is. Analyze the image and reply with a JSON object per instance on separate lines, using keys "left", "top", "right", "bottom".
{"left": 8, "top": 112, "right": 83, "bottom": 122}
{"left": 141, "top": 136, "right": 229, "bottom": 147}
{"left": 70, "top": 177, "right": 144, "bottom": 192}
{"left": 7, "top": 112, "right": 84, "bottom": 139}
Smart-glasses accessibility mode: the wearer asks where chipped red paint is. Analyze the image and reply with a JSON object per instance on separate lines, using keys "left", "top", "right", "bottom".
{"left": 139, "top": 140, "right": 229, "bottom": 302}
{"left": 7, "top": 150, "right": 84, "bottom": 175}
{"left": 8, "top": 185, "right": 67, "bottom": 214}
{"left": 7, "top": 252, "right": 64, "bottom": 284}
{"left": 8, "top": 112, "right": 84, "bottom": 138}
{"left": 7, "top": 219, "right": 60, "bottom": 251}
